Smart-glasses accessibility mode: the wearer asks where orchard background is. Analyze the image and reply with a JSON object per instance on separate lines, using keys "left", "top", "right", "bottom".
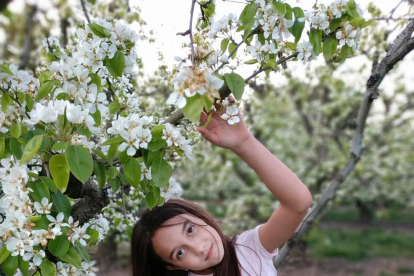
{"left": 0, "top": 0, "right": 413, "bottom": 276}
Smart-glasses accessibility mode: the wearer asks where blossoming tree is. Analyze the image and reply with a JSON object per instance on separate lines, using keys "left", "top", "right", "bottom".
{"left": 0, "top": 0, "right": 413, "bottom": 275}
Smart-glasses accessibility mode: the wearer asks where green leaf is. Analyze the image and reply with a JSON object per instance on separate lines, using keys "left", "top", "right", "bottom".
{"left": 335, "top": 45, "right": 351, "bottom": 63}
{"left": 94, "top": 161, "right": 106, "bottom": 189}
{"left": 284, "top": 3, "right": 293, "bottom": 20}
{"left": 272, "top": 1, "right": 286, "bottom": 15}
{"left": 0, "top": 137, "right": 5, "bottom": 159}
{"left": 224, "top": 73, "right": 245, "bottom": 100}
{"left": 76, "top": 243, "right": 91, "bottom": 262}
{"left": 228, "top": 43, "right": 238, "bottom": 59}
{"left": 309, "top": 29, "right": 323, "bottom": 56}
{"left": 151, "top": 125, "right": 165, "bottom": 140}
{"left": 26, "top": 94, "right": 34, "bottom": 110}
{"left": 123, "top": 157, "right": 141, "bottom": 188}
{"left": 65, "top": 145, "right": 93, "bottom": 184}
{"left": 33, "top": 216, "right": 50, "bottom": 230}
{"left": 329, "top": 18, "right": 342, "bottom": 31}
{"left": 51, "top": 191, "right": 72, "bottom": 220}
{"left": 145, "top": 192, "right": 158, "bottom": 210}
{"left": 10, "top": 138, "right": 23, "bottom": 159}
{"left": 40, "top": 258, "right": 56, "bottom": 276}
{"left": 0, "top": 247, "right": 11, "bottom": 264}
{"left": 221, "top": 38, "right": 229, "bottom": 53}
{"left": 89, "top": 73, "right": 102, "bottom": 93}
{"left": 349, "top": 17, "right": 365, "bottom": 27}
{"left": 203, "top": 95, "right": 213, "bottom": 111}
{"left": 106, "top": 144, "right": 118, "bottom": 165}
{"left": 88, "top": 23, "right": 110, "bottom": 38}
{"left": 2, "top": 255, "right": 18, "bottom": 276}
{"left": 106, "top": 51, "right": 125, "bottom": 78}
{"left": 58, "top": 245, "right": 82, "bottom": 269}
{"left": 323, "top": 38, "right": 339, "bottom": 61}
{"left": 285, "top": 42, "right": 297, "bottom": 51}
{"left": 50, "top": 154, "right": 70, "bottom": 193}
{"left": 360, "top": 19, "right": 374, "bottom": 28}
{"left": 0, "top": 64, "right": 13, "bottom": 75}
{"left": 38, "top": 70, "right": 54, "bottom": 86}
{"left": 203, "top": 112, "right": 213, "bottom": 128}
{"left": 117, "top": 149, "right": 130, "bottom": 164}
{"left": 20, "top": 135, "right": 43, "bottom": 165}
{"left": 290, "top": 7, "right": 305, "bottom": 43}
{"left": 110, "top": 178, "right": 120, "bottom": 192}
{"left": 106, "top": 166, "right": 118, "bottom": 179}
{"left": 28, "top": 181, "right": 50, "bottom": 203}
{"left": 151, "top": 158, "right": 172, "bottom": 187}
{"left": 86, "top": 228, "right": 100, "bottom": 246}
{"left": 10, "top": 122, "right": 21, "bottom": 138}
{"left": 52, "top": 141, "right": 68, "bottom": 152}
{"left": 90, "top": 108, "right": 101, "bottom": 127}
{"left": 101, "top": 136, "right": 126, "bottom": 146}
{"left": 244, "top": 59, "right": 258, "bottom": 65}
{"left": 181, "top": 95, "right": 204, "bottom": 123}
{"left": 48, "top": 227, "right": 69, "bottom": 257}
{"left": 240, "top": 2, "right": 257, "bottom": 25}
{"left": 18, "top": 256, "right": 29, "bottom": 276}
{"left": 92, "top": 149, "right": 106, "bottom": 160}
{"left": 109, "top": 100, "right": 121, "bottom": 114}
{"left": 39, "top": 176, "right": 58, "bottom": 193}
{"left": 144, "top": 150, "right": 162, "bottom": 167}
{"left": 1, "top": 92, "right": 11, "bottom": 112}
{"left": 35, "top": 80, "right": 60, "bottom": 101}
{"left": 147, "top": 140, "right": 166, "bottom": 152}
{"left": 346, "top": 0, "right": 360, "bottom": 18}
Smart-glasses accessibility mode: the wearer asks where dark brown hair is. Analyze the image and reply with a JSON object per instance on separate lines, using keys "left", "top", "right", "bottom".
{"left": 131, "top": 198, "right": 242, "bottom": 276}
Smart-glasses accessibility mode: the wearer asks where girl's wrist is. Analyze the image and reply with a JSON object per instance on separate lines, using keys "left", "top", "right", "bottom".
{"left": 232, "top": 134, "right": 257, "bottom": 157}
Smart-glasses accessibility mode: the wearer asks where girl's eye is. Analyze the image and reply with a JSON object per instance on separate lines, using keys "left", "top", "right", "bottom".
{"left": 177, "top": 249, "right": 185, "bottom": 259}
{"left": 188, "top": 225, "right": 195, "bottom": 234}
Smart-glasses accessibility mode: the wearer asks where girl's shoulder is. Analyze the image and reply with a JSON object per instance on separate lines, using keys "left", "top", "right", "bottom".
{"left": 234, "top": 225, "right": 279, "bottom": 275}
{"left": 235, "top": 225, "right": 279, "bottom": 261}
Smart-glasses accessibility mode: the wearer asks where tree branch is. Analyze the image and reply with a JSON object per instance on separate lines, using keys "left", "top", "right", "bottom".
{"left": 189, "top": 0, "right": 197, "bottom": 64}
{"left": 19, "top": 5, "right": 37, "bottom": 70}
{"left": 274, "top": 17, "right": 414, "bottom": 267}
{"left": 80, "top": 0, "right": 91, "bottom": 24}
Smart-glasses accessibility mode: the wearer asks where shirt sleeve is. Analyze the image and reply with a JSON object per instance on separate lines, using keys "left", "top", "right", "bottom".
{"left": 236, "top": 225, "right": 279, "bottom": 261}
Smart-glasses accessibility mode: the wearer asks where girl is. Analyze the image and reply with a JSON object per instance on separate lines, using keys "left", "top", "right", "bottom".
{"left": 131, "top": 109, "right": 313, "bottom": 276}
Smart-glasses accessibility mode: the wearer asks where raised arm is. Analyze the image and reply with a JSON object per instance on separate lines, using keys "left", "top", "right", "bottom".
{"left": 198, "top": 109, "right": 312, "bottom": 253}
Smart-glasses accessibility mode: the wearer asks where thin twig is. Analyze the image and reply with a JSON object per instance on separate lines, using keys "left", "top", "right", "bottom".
{"left": 0, "top": 87, "right": 31, "bottom": 119}
{"left": 244, "top": 52, "right": 299, "bottom": 83}
{"left": 214, "top": 26, "right": 260, "bottom": 73}
{"left": 80, "top": 0, "right": 91, "bottom": 23}
{"left": 189, "top": 0, "right": 197, "bottom": 64}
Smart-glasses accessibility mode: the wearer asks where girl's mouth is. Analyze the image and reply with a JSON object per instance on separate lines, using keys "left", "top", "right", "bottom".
{"left": 205, "top": 243, "right": 213, "bottom": 261}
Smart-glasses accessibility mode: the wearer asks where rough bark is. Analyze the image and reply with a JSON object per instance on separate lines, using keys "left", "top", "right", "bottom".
{"left": 274, "top": 18, "right": 414, "bottom": 267}
{"left": 70, "top": 179, "right": 110, "bottom": 225}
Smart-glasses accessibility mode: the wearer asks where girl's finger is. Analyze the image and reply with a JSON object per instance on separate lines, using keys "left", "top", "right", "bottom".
{"left": 199, "top": 111, "right": 208, "bottom": 124}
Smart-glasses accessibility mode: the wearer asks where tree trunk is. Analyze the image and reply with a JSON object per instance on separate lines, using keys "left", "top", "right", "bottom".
{"left": 356, "top": 199, "right": 374, "bottom": 223}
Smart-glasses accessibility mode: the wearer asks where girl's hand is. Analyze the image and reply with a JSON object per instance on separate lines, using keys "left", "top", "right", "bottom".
{"left": 197, "top": 109, "right": 253, "bottom": 153}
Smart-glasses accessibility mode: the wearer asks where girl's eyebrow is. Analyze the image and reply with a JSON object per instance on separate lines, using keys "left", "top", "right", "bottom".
{"left": 169, "top": 219, "right": 191, "bottom": 260}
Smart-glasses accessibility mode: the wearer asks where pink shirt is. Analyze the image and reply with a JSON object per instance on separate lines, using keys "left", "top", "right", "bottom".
{"left": 189, "top": 225, "right": 278, "bottom": 276}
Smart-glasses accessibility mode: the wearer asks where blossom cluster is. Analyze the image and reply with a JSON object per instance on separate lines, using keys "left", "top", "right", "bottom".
{"left": 0, "top": 157, "right": 105, "bottom": 274}
{"left": 162, "top": 123, "right": 193, "bottom": 158}
{"left": 219, "top": 97, "right": 240, "bottom": 125}
{"left": 0, "top": 17, "right": 192, "bottom": 274}
{"left": 167, "top": 66, "right": 224, "bottom": 109}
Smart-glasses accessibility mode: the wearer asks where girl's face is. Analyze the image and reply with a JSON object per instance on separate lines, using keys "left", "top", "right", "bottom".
{"left": 151, "top": 214, "right": 225, "bottom": 273}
